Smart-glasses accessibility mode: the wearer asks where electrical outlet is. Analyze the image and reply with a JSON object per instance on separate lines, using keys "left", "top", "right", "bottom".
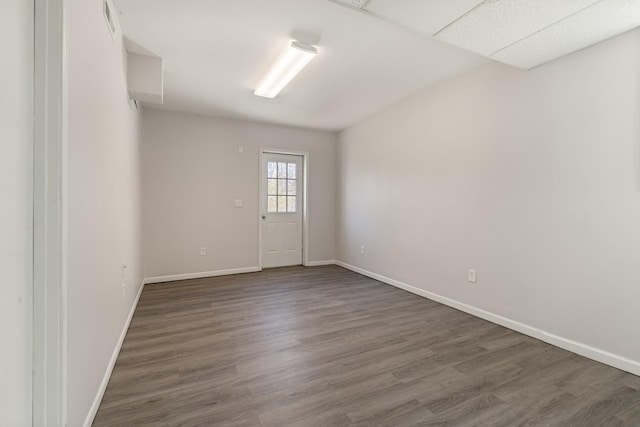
{"left": 360, "top": 245, "right": 365, "bottom": 255}
{"left": 200, "top": 247, "right": 207, "bottom": 256}
{"left": 234, "top": 199, "right": 243, "bottom": 208}
{"left": 468, "top": 269, "right": 477, "bottom": 283}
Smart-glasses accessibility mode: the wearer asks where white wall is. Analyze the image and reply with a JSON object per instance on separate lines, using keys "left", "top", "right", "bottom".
{"left": 142, "top": 109, "right": 336, "bottom": 279}
{"left": 0, "top": 1, "right": 33, "bottom": 425}
{"left": 66, "top": 0, "right": 143, "bottom": 425}
{"left": 337, "top": 29, "right": 640, "bottom": 372}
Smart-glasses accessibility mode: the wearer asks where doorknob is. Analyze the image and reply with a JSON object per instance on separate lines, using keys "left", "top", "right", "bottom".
{"left": 261, "top": 214, "right": 266, "bottom": 219}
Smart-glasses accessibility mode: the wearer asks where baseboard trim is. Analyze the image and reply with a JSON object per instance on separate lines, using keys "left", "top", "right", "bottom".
{"left": 83, "top": 280, "right": 145, "bottom": 427}
{"left": 335, "top": 260, "right": 640, "bottom": 377}
{"left": 305, "top": 259, "right": 336, "bottom": 267}
{"left": 143, "top": 266, "right": 262, "bottom": 285}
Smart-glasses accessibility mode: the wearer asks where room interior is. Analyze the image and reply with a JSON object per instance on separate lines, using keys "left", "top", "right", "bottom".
{"left": 3, "top": 0, "right": 640, "bottom": 425}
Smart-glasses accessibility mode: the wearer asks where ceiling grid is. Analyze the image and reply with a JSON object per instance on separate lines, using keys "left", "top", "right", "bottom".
{"left": 347, "top": 0, "right": 640, "bottom": 68}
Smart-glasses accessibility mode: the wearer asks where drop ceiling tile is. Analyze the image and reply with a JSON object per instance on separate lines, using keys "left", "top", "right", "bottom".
{"left": 492, "top": 0, "right": 640, "bottom": 69}
{"left": 364, "top": 0, "right": 485, "bottom": 35}
{"left": 435, "top": 0, "right": 601, "bottom": 56}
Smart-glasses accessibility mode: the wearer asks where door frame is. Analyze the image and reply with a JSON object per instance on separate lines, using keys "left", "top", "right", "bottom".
{"left": 258, "top": 148, "right": 309, "bottom": 269}
{"left": 33, "top": 0, "right": 67, "bottom": 424}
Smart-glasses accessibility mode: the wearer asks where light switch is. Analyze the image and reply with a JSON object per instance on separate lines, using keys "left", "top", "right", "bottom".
{"left": 468, "top": 269, "right": 477, "bottom": 283}
{"left": 234, "top": 199, "right": 243, "bottom": 208}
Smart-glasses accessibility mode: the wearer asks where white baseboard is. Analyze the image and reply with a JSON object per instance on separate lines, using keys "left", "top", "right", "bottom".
{"left": 83, "top": 280, "right": 145, "bottom": 427}
{"left": 305, "top": 259, "right": 336, "bottom": 267}
{"left": 335, "top": 260, "right": 640, "bottom": 377}
{"left": 143, "top": 266, "right": 261, "bottom": 285}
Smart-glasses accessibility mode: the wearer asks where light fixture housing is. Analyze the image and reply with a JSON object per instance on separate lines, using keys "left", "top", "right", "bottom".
{"left": 254, "top": 41, "right": 318, "bottom": 98}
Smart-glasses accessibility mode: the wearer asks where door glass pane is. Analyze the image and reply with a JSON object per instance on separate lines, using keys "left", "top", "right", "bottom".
{"left": 287, "top": 163, "right": 296, "bottom": 179}
{"left": 266, "top": 159, "right": 300, "bottom": 214}
{"left": 278, "top": 196, "right": 287, "bottom": 212}
{"left": 267, "top": 196, "right": 277, "bottom": 213}
{"left": 287, "top": 180, "right": 297, "bottom": 196}
{"left": 267, "top": 179, "right": 277, "bottom": 195}
{"left": 287, "top": 196, "right": 297, "bottom": 212}
{"left": 278, "top": 162, "right": 287, "bottom": 178}
{"left": 277, "top": 179, "right": 287, "bottom": 195}
{"left": 267, "top": 162, "right": 277, "bottom": 178}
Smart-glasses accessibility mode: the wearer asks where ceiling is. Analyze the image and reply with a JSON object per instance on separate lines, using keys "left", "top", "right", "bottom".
{"left": 114, "top": 0, "right": 640, "bottom": 131}
{"left": 113, "top": 0, "right": 486, "bottom": 131}
{"left": 351, "top": 0, "right": 640, "bottom": 69}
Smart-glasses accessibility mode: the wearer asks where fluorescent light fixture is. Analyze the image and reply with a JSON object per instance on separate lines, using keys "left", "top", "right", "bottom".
{"left": 254, "top": 41, "right": 318, "bottom": 98}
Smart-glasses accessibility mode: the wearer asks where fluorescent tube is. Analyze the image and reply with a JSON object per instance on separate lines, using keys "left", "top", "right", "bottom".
{"left": 254, "top": 41, "right": 317, "bottom": 98}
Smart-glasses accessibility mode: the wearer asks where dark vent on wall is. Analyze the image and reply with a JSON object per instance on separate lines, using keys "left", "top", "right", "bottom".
{"left": 103, "top": 0, "right": 116, "bottom": 39}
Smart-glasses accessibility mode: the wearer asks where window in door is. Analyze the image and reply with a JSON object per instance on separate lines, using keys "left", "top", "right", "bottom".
{"left": 267, "top": 161, "right": 297, "bottom": 213}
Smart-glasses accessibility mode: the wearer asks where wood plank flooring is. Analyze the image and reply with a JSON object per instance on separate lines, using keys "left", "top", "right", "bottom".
{"left": 93, "top": 265, "right": 640, "bottom": 426}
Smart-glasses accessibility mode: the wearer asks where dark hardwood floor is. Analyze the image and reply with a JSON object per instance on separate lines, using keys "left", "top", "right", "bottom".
{"left": 93, "top": 265, "right": 640, "bottom": 426}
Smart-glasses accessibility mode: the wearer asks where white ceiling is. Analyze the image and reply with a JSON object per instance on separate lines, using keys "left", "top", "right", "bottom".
{"left": 347, "top": 0, "right": 640, "bottom": 69}
{"left": 113, "top": 0, "right": 486, "bottom": 131}
{"left": 362, "top": 0, "right": 487, "bottom": 34}
{"left": 114, "top": 0, "right": 640, "bottom": 131}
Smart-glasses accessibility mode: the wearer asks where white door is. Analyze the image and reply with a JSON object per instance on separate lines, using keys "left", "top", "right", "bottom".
{"left": 261, "top": 153, "right": 303, "bottom": 268}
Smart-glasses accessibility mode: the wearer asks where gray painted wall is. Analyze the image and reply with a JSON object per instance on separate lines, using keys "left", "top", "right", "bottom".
{"left": 142, "top": 110, "right": 337, "bottom": 279}
{"left": 66, "top": 0, "right": 143, "bottom": 424}
{"left": 337, "top": 29, "right": 640, "bottom": 371}
{"left": 0, "top": 1, "right": 33, "bottom": 424}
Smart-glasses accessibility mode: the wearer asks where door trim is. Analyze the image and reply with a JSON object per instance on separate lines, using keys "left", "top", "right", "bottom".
{"left": 33, "top": 0, "right": 67, "bottom": 424}
{"left": 258, "top": 148, "right": 309, "bottom": 269}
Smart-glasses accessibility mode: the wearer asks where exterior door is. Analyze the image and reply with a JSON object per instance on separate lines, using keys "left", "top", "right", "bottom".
{"left": 261, "top": 152, "right": 303, "bottom": 268}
